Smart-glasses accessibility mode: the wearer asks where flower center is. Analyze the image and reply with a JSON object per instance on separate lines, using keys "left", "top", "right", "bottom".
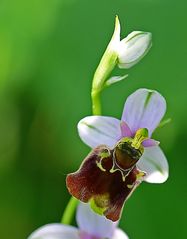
{"left": 114, "top": 128, "right": 148, "bottom": 171}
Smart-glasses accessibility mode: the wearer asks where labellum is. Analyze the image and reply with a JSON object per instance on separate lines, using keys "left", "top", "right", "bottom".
{"left": 66, "top": 129, "right": 147, "bottom": 221}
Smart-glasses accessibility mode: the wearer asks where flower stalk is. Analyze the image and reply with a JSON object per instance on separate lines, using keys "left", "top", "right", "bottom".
{"left": 61, "top": 197, "right": 78, "bottom": 225}
{"left": 91, "top": 90, "right": 102, "bottom": 115}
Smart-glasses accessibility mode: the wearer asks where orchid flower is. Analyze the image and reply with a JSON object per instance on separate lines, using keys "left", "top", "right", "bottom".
{"left": 28, "top": 202, "right": 128, "bottom": 239}
{"left": 66, "top": 88, "right": 169, "bottom": 221}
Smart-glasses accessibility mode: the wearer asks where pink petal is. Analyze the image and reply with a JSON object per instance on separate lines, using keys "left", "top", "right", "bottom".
{"left": 122, "top": 89, "right": 166, "bottom": 136}
{"left": 120, "top": 121, "right": 133, "bottom": 138}
{"left": 142, "top": 139, "right": 160, "bottom": 147}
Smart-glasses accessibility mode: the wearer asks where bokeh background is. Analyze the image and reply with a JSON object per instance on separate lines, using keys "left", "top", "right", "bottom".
{"left": 0, "top": 0, "right": 186, "bottom": 238}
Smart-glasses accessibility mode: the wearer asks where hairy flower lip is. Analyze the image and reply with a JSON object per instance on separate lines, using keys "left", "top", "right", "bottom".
{"left": 66, "top": 145, "right": 145, "bottom": 221}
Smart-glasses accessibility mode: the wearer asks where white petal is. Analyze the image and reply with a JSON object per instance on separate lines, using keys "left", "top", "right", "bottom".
{"left": 112, "top": 229, "right": 129, "bottom": 239}
{"left": 137, "top": 146, "right": 169, "bottom": 183}
{"left": 117, "top": 31, "right": 152, "bottom": 69}
{"left": 122, "top": 88, "right": 166, "bottom": 136}
{"left": 76, "top": 202, "right": 118, "bottom": 239}
{"left": 28, "top": 223, "right": 79, "bottom": 239}
{"left": 77, "top": 116, "right": 121, "bottom": 148}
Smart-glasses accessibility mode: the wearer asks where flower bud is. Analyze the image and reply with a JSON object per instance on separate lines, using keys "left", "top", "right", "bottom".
{"left": 117, "top": 31, "right": 152, "bottom": 69}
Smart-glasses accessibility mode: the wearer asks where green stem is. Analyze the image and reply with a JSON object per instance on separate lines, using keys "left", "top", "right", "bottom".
{"left": 91, "top": 90, "right": 102, "bottom": 115}
{"left": 61, "top": 197, "right": 78, "bottom": 224}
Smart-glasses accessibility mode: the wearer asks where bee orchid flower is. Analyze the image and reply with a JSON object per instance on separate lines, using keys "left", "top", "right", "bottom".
{"left": 66, "top": 88, "right": 169, "bottom": 221}
{"left": 28, "top": 202, "right": 128, "bottom": 239}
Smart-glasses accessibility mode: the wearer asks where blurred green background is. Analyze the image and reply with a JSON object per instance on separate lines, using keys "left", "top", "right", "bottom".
{"left": 0, "top": 0, "right": 186, "bottom": 238}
